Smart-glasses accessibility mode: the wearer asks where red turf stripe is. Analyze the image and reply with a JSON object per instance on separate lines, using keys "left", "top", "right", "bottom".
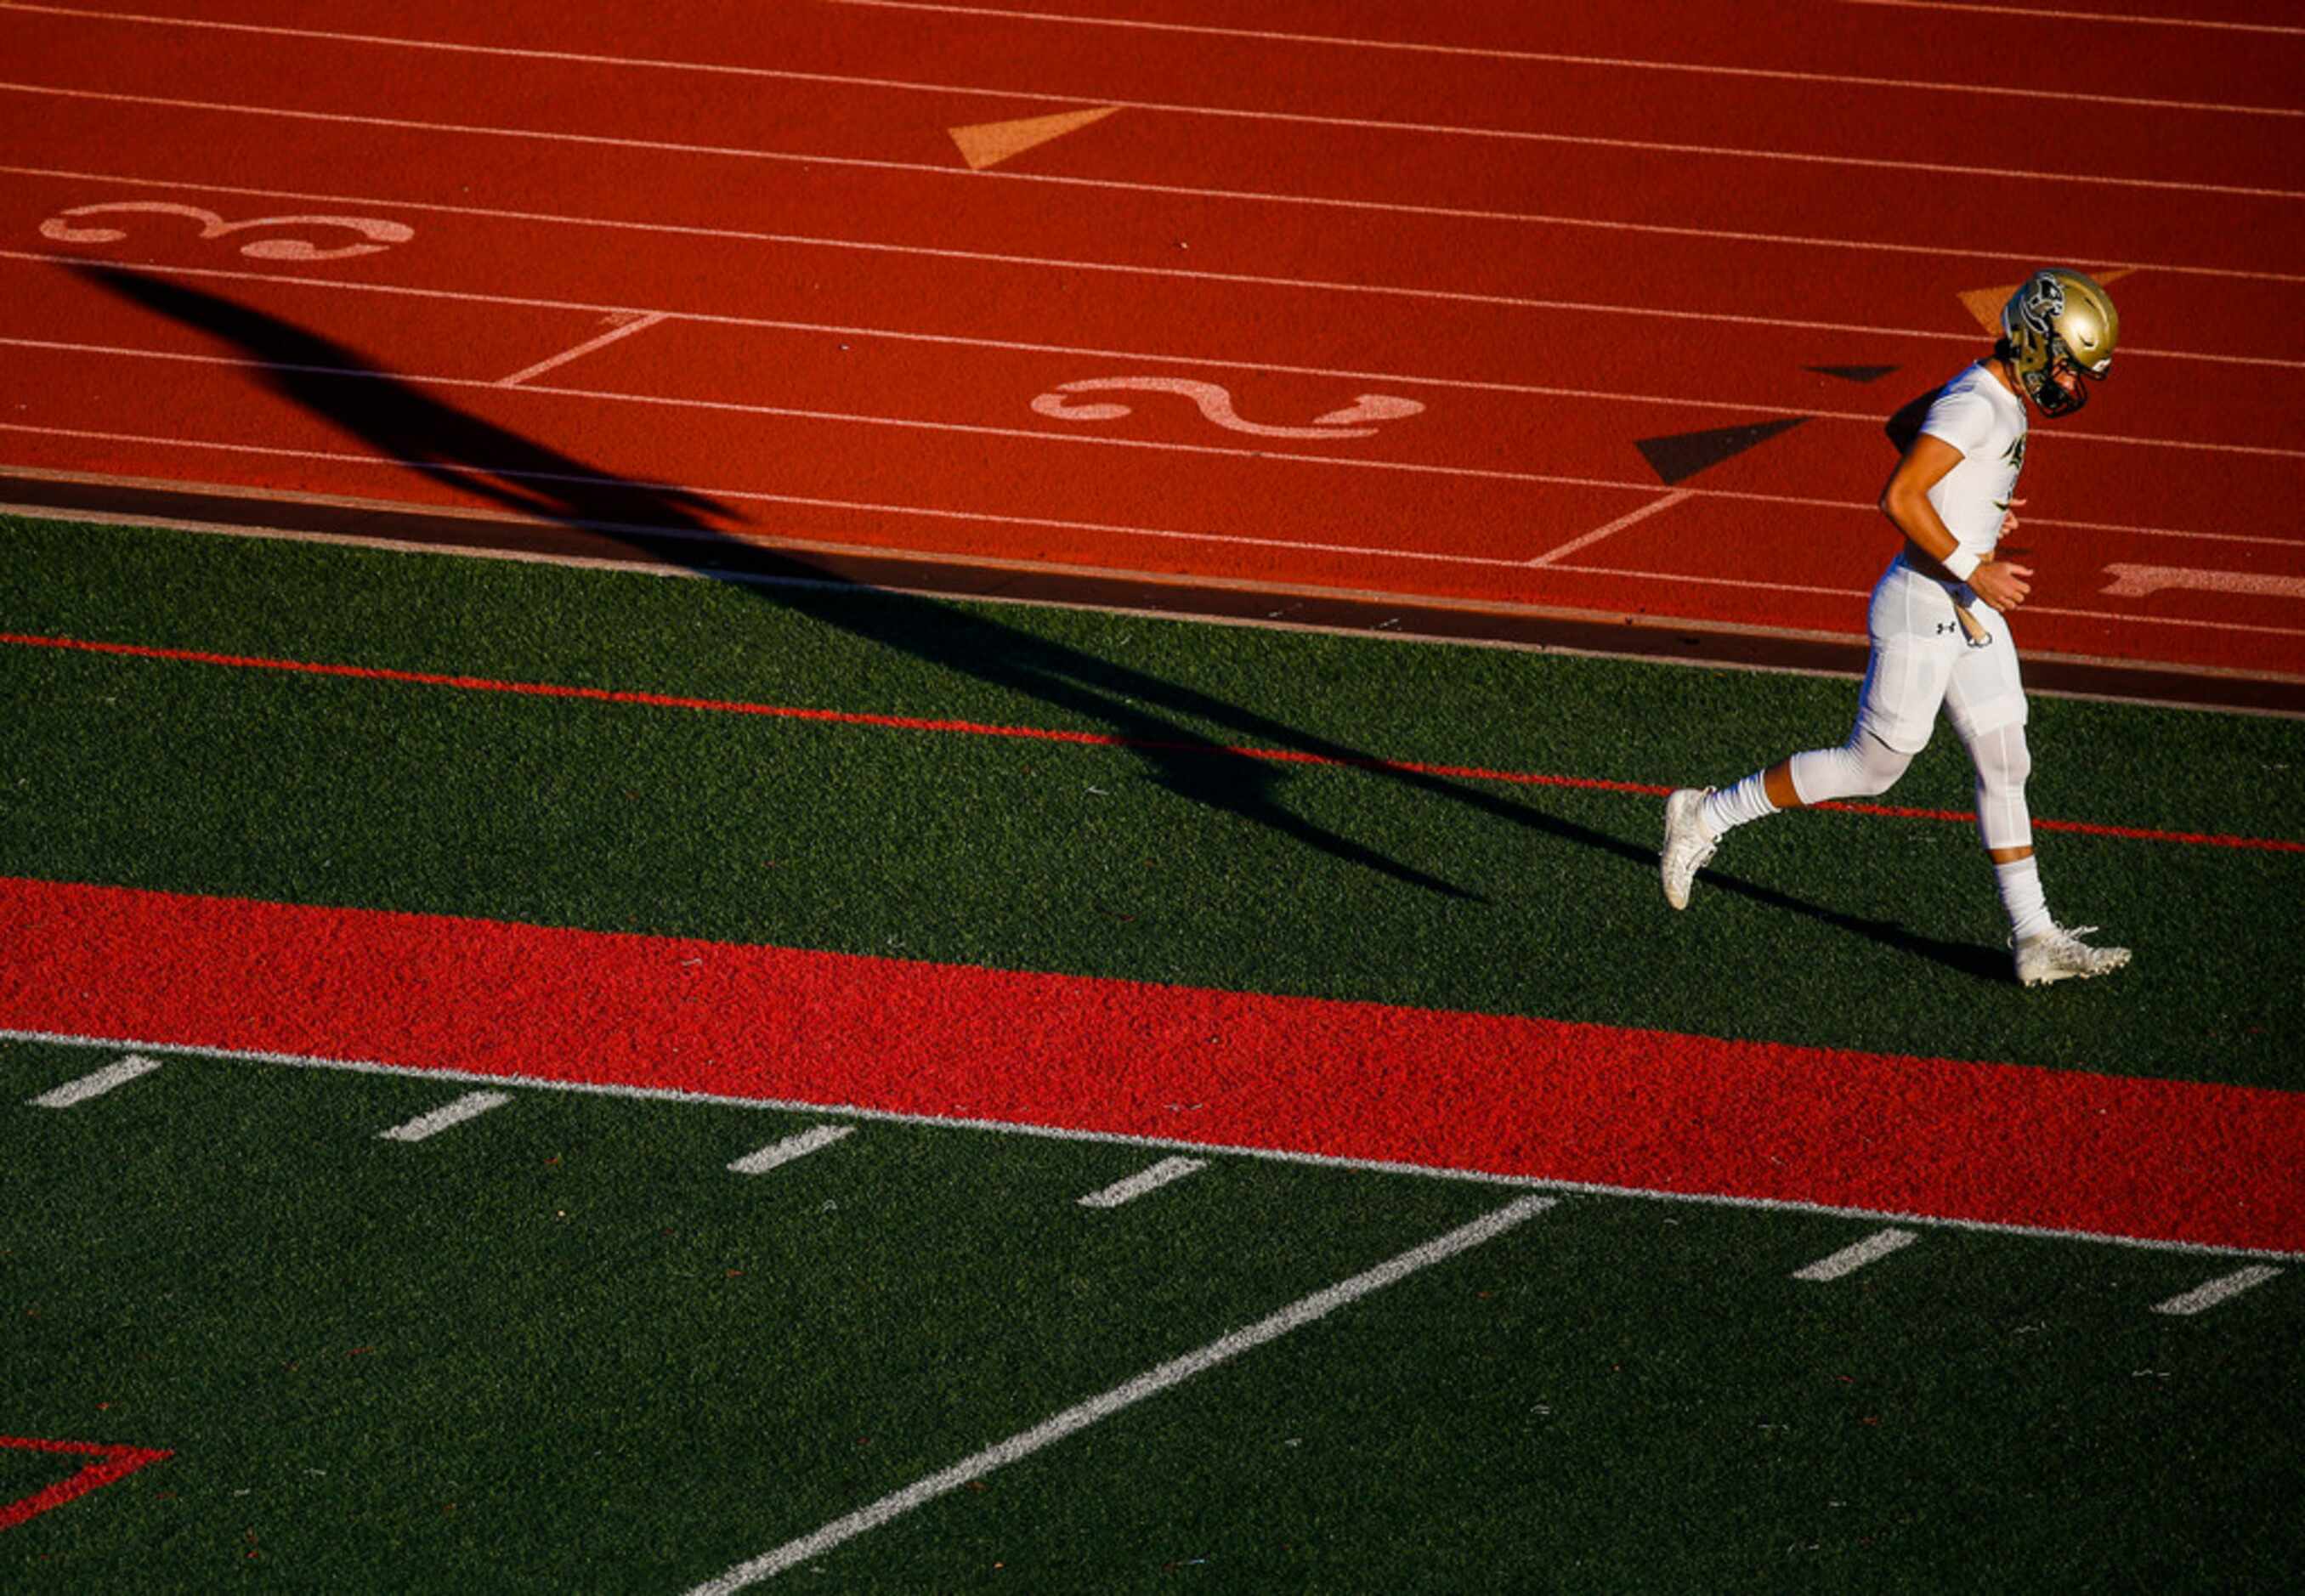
{"left": 3, "top": 875, "right": 2301, "bottom": 1254}
{"left": 0, "top": 1437, "right": 173, "bottom": 1533}
{"left": 8, "top": 629, "right": 2298, "bottom": 854}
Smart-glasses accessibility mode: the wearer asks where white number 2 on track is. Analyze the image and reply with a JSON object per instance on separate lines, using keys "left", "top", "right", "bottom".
{"left": 1033, "top": 376, "right": 1424, "bottom": 439}
{"left": 41, "top": 201, "right": 414, "bottom": 262}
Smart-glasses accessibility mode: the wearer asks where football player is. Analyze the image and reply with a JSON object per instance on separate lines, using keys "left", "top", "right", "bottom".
{"left": 1660, "top": 269, "right": 2131, "bottom": 988}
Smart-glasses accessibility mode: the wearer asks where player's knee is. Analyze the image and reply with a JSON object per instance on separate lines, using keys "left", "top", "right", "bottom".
{"left": 1848, "top": 731, "right": 1913, "bottom": 797}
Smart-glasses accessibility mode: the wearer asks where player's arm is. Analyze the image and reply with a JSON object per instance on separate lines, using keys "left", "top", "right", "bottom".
{"left": 1879, "top": 434, "right": 2032, "bottom": 610}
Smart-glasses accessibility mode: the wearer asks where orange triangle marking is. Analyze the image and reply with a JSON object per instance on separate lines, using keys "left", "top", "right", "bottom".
{"left": 949, "top": 105, "right": 1119, "bottom": 171}
{"left": 1958, "top": 267, "right": 2136, "bottom": 334}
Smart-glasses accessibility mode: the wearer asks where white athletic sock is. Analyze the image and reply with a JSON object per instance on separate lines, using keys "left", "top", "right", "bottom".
{"left": 1996, "top": 857, "right": 2053, "bottom": 942}
{"left": 1700, "top": 772, "right": 1776, "bottom": 838}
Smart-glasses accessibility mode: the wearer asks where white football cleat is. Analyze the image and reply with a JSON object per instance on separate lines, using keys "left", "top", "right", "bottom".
{"left": 1660, "top": 787, "right": 1719, "bottom": 910}
{"left": 2013, "top": 924, "right": 2132, "bottom": 988}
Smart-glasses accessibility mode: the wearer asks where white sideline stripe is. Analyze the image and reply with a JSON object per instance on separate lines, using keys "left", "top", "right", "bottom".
{"left": 8, "top": 204, "right": 2292, "bottom": 371}
{"left": 1528, "top": 489, "right": 1691, "bottom": 567}
{"left": 831, "top": 0, "right": 2304, "bottom": 119}
{"left": 28, "top": 1052, "right": 161, "bottom": 1106}
{"left": 2, "top": 76, "right": 2296, "bottom": 208}
{"left": 1838, "top": 0, "right": 2305, "bottom": 37}
{"left": 1792, "top": 1226, "right": 1921, "bottom": 1282}
{"left": 1078, "top": 1156, "right": 1206, "bottom": 1208}
{"left": 2152, "top": 1265, "right": 2284, "bottom": 1316}
{"left": 8, "top": 1029, "right": 2303, "bottom": 1263}
{"left": 5, "top": 420, "right": 2297, "bottom": 643}
{"left": 728, "top": 1123, "right": 853, "bottom": 1174}
{"left": 9, "top": 159, "right": 2299, "bottom": 291}
{"left": 684, "top": 1194, "right": 1554, "bottom": 1592}
{"left": 496, "top": 312, "right": 664, "bottom": 388}
{"left": 377, "top": 1089, "right": 511, "bottom": 1141}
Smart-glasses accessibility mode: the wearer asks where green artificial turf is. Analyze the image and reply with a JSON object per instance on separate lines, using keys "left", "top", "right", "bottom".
{"left": 5, "top": 1040, "right": 2297, "bottom": 1593}
{"left": 5, "top": 514, "right": 2301, "bottom": 1087}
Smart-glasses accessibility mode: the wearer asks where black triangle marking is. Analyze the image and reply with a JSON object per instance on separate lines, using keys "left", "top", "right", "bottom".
{"left": 1807, "top": 365, "right": 1899, "bottom": 383}
{"left": 1634, "top": 418, "right": 1806, "bottom": 485}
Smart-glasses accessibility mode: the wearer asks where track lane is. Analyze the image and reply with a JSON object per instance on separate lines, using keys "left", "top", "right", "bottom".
{"left": 8, "top": 310, "right": 2297, "bottom": 675}
{"left": 3, "top": 4, "right": 2302, "bottom": 275}
{"left": 19, "top": 0, "right": 2305, "bottom": 148}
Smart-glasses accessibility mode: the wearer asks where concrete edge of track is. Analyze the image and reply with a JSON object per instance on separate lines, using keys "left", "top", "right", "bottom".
{"left": 8, "top": 467, "right": 2302, "bottom": 719}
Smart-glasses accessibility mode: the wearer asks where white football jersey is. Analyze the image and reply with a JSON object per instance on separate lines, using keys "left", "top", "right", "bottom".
{"left": 1918, "top": 362, "right": 2029, "bottom": 564}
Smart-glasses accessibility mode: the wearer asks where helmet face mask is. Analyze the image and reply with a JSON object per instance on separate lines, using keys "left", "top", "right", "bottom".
{"left": 1999, "top": 269, "right": 2119, "bottom": 419}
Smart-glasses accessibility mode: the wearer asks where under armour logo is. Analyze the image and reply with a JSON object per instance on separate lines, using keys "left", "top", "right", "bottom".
{"left": 1936, "top": 620, "right": 1961, "bottom": 635}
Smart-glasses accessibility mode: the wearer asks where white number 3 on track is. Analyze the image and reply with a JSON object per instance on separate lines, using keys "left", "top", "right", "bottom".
{"left": 41, "top": 201, "right": 414, "bottom": 262}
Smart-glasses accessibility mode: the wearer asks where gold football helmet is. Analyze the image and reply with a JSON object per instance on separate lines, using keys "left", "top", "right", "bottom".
{"left": 1999, "top": 269, "right": 2119, "bottom": 417}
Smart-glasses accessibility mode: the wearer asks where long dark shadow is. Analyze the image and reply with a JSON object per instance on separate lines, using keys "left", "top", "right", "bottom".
{"left": 72, "top": 265, "right": 1496, "bottom": 899}
{"left": 70, "top": 263, "right": 2006, "bottom": 973}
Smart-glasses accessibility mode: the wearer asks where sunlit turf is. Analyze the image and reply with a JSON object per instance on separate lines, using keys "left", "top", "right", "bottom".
{"left": 6, "top": 515, "right": 2301, "bottom": 1590}
{"left": 6, "top": 1038, "right": 2297, "bottom": 1592}
{"left": 6, "top": 514, "right": 2301, "bottom": 1086}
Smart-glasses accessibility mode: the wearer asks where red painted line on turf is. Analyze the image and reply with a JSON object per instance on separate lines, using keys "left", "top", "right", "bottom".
{"left": 7, "top": 630, "right": 2298, "bottom": 855}
{"left": 3, "top": 876, "right": 2299, "bottom": 1254}
{"left": 0, "top": 1436, "right": 173, "bottom": 1532}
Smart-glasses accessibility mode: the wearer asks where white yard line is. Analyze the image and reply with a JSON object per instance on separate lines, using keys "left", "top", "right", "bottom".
{"left": 728, "top": 1123, "right": 854, "bottom": 1175}
{"left": 8, "top": 1030, "right": 2302, "bottom": 1265}
{"left": 1078, "top": 1156, "right": 1206, "bottom": 1208}
{"left": 377, "top": 1089, "right": 512, "bottom": 1141}
{"left": 1792, "top": 1227, "right": 1920, "bottom": 1282}
{"left": 1527, "top": 490, "right": 1692, "bottom": 567}
{"left": 496, "top": 312, "right": 664, "bottom": 388}
{"left": 27, "top": 1052, "right": 161, "bottom": 1107}
{"left": 683, "top": 1194, "right": 1555, "bottom": 1592}
{"left": 2152, "top": 1265, "right": 2284, "bottom": 1316}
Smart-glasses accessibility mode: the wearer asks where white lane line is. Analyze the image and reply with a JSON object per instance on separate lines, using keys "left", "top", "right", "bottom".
{"left": 6, "top": 420, "right": 2298, "bottom": 644}
{"left": 728, "top": 1123, "right": 853, "bottom": 1175}
{"left": 1551, "top": 561, "right": 2305, "bottom": 640}
{"left": 830, "top": 0, "right": 2304, "bottom": 119}
{"left": 9, "top": 158, "right": 2298, "bottom": 291}
{"left": 377, "top": 1089, "right": 513, "bottom": 1142}
{"left": 683, "top": 1193, "right": 1554, "bottom": 1592}
{"left": 6, "top": 329, "right": 2297, "bottom": 486}
{"left": 8, "top": 195, "right": 2291, "bottom": 369}
{"left": 497, "top": 311, "right": 665, "bottom": 388}
{"left": 2152, "top": 1265, "right": 2284, "bottom": 1316}
{"left": 25, "top": 0, "right": 2298, "bottom": 118}
{"left": 1838, "top": 0, "right": 2305, "bottom": 37}
{"left": 1792, "top": 1227, "right": 1921, "bottom": 1282}
{"left": 1527, "top": 489, "right": 1692, "bottom": 567}
{"left": 27, "top": 1052, "right": 161, "bottom": 1107}
{"left": 13, "top": 1030, "right": 2305, "bottom": 1264}
{"left": 1078, "top": 1156, "right": 1207, "bottom": 1208}
{"left": 3, "top": 76, "right": 2296, "bottom": 207}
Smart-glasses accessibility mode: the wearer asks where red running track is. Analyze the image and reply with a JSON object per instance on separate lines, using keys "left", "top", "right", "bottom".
{"left": 6, "top": 874, "right": 2302, "bottom": 1256}
{"left": 0, "top": 0, "right": 2300, "bottom": 678}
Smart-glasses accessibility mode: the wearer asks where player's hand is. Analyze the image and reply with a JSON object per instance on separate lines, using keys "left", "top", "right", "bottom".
{"left": 2000, "top": 496, "right": 2026, "bottom": 535}
{"left": 1972, "top": 558, "right": 2033, "bottom": 612}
